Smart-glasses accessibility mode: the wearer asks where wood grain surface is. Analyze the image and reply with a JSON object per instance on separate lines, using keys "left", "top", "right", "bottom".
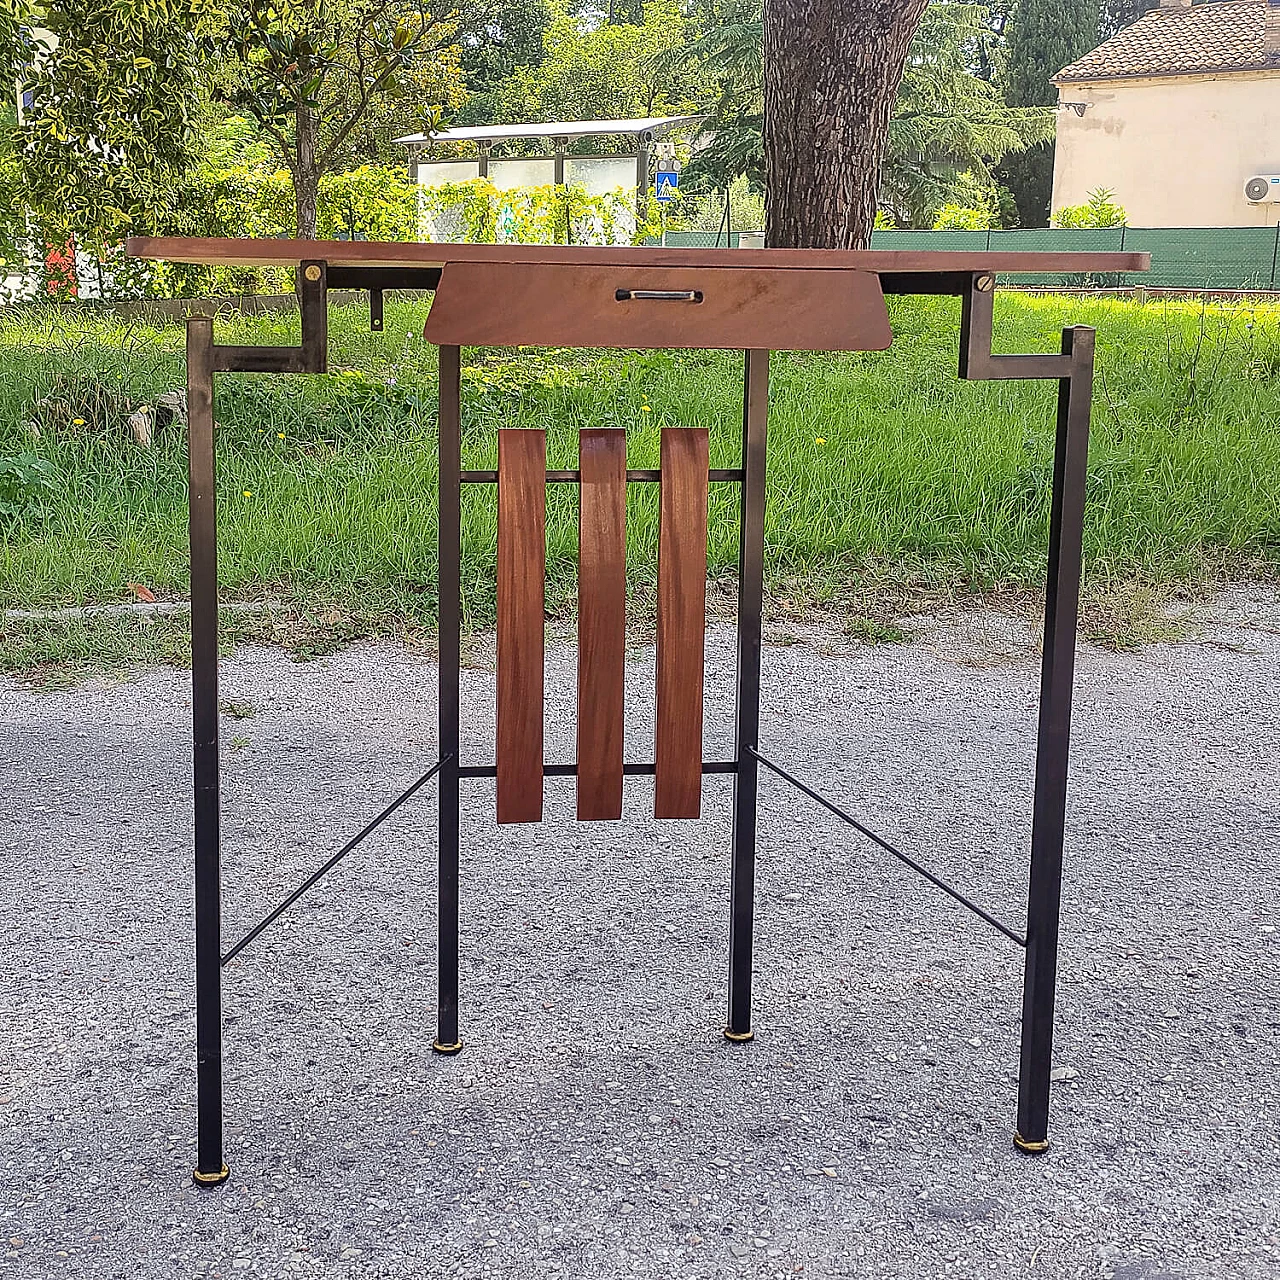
{"left": 654, "top": 428, "right": 710, "bottom": 820}
{"left": 576, "top": 429, "right": 628, "bottom": 821}
{"left": 127, "top": 235, "right": 1150, "bottom": 276}
{"left": 497, "top": 428, "right": 547, "bottom": 824}
{"left": 424, "top": 263, "right": 893, "bottom": 352}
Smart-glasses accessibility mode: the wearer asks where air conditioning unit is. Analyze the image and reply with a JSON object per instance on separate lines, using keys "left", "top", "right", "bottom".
{"left": 1244, "top": 175, "right": 1280, "bottom": 203}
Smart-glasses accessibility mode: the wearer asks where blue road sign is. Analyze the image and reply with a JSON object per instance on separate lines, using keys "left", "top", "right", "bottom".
{"left": 655, "top": 171, "right": 679, "bottom": 202}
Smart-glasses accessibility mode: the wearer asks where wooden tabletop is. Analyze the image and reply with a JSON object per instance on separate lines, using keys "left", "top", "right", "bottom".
{"left": 127, "top": 236, "right": 1150, "bottom": 274}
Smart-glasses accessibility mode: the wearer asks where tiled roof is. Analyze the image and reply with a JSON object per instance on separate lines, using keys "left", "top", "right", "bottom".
{"left": 1054, "top": 1, "right": 1276, "bottom": 83}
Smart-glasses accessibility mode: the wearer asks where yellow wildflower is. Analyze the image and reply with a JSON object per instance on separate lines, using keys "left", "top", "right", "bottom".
{"left": 243, "top": 490, "right": 253, "bottom": 497}
{"left": 815, "top": 437, "right": 826, "bottom": 445}
{"left": 72, "top": 417, "right": 85, "bottom": 425}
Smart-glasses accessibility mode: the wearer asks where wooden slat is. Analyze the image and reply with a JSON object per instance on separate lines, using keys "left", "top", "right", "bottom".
{"left": 654, "top": 428, "right": 710, "bottom": 820}
{"left": 126, "top": 235, "right": 1151, "bottom": 276}
{"left": 576, "top": 430, "right": 628, "bottom": 821}
{"left": 497, "top": 429, "right": 546, "bottom": 824}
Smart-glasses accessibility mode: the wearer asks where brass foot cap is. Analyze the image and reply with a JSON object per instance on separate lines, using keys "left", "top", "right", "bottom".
{"left": 432, "top": 1038, "right": 464, "bottom": 1056}
{"left": 192, "top": 1164, "right": 230, "bottom": 1187}
{"left": 723, "top": 1028, "right": 755, "bottom": 1044}
{"left": 1013, "top": 1133, "right": 1049, "bottom": 1155}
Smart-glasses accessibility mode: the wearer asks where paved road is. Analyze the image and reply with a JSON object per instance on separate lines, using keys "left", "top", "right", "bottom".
{"left": 2, "top": 595, "right": 1278, "bottom": 1279}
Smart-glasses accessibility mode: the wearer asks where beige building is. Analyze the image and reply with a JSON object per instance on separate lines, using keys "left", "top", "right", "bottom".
{"left": 1052, "top": 0, "right": 1280, "bottom": 227}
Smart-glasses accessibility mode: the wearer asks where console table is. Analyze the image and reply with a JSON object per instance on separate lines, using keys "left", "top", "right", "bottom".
{"left": 128, "top": 236, "right": 1150, "bottom": 1185}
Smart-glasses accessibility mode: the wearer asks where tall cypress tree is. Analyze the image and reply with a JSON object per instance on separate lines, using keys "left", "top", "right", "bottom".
{"left": 1001, "top": 0, "right": 1100, "bottom": 227}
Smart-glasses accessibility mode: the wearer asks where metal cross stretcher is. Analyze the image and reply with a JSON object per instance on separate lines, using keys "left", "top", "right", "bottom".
{"left": 128, "top": 236, "right": 1150, "bottom": 1185}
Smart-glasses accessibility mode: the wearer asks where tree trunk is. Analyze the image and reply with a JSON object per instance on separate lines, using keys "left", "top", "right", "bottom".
{"left": 764, "top": 0, "right": 930, "bottom": 248}
{"left": 295, "top": 103, "right": 320, "bottom": 241}
{"left": 295, "top": 176, "right": 319, "bottom": 241}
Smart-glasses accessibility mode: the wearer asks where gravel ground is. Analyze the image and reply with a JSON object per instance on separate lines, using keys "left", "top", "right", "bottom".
{"left": 2, "top": 589, "right": 1279, "bottom": 1280}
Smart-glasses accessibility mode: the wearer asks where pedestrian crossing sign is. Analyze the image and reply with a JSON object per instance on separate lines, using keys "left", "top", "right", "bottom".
{"left": 655, "top": 171, "right": 679, "bottom": 202}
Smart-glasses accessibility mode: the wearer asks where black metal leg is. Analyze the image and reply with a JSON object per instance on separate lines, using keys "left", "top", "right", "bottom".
{"left": 188, "top": 317, "right": 229, "bottom": 1187}
{"left": 434, "top": 345, "right": 464, "bottom": 1055}
{"left": 1015, "top": 326, "right": 1095, "bottom": 1153}
{"left": 726, "top": 350, "right": 769, "bottom": 1042}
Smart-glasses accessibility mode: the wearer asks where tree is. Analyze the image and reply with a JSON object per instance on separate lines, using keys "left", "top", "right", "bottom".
{"left": 0, "top": 0, "right": 214, "bottom": 248}
{"left": 322, "top": 51, "right": 466, "bottom": 170}
{"left": 886, "top": 3, "right": 1055, "bottom": 227}
{"left": 495, "top": 0, "right": 696, "bottom": 127}
{"left": 688, "top": 2, "right": 1051, "bottom": 230}
{"left": 452, "top": 0, "right": 552, "bottom": 124}
{"left": 670, "top": 0, "right": 763, "bottom": 189}
{"left": 764, "top": 0, "right": 930, "bottom": 247}
{"left": 0, "top": 99, "right": 26, "bottom": 279}
{"left": 974, "top": 0, "right": 1010, "bottom": 80}
{"left": 1097, "top": 0, "right": 1159, "bottom": 39}
{"left": 1000, "top": 0, "right": 1098, "bottom": 227}
{"left": 222, "top": 0, "right": 456, "bottom": 238}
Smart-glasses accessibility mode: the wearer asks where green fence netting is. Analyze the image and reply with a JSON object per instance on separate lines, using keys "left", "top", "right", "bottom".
{"left": 1117, "top": 228, "right": 1279, "bottom": 290}
{"left": 648, "top": 230, "right": 743, "bottom": 248}
{"left": 649, "top": 226, "right": 1280, "bottom": 290}
{"left": 645, "top": 230, "right": 1280, "bottom": 293}
{"left": 867, "top": 227, "right": 1280, "bottom": 290}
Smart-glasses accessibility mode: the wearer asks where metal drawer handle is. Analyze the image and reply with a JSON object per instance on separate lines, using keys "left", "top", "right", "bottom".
{"left": 615, "top": 288, "right": 703, "bottom": 303}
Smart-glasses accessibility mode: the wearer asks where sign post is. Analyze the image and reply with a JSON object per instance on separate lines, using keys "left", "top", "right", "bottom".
{"left": 655, "top": 154, "right": 680, "bottom": 247}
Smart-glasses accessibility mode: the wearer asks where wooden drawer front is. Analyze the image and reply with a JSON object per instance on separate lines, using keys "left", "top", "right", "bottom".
{"left": 424, "top": 262, "right": 892, "bottom": 352}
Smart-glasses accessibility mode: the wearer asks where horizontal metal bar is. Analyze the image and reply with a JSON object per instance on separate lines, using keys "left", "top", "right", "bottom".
{"left": 326, "top": 266, "right": 442, "bottom": 291}
{"left": 212, "top": 345, "right": 314, "bottom": 374}
{"left": 968, "top": 353, "right": 1073, "bottom": 381}
{"left": 748, "top": 748, "right": 1027, "bottom": 948}
{"left": 458, "top": 760, "right": 738, "bottom": 779}
{"left": 879, "top": 271, "right": 975, "bottom": 296}
{"left": 459, "top": 469, "right": 744, "bottom": 483}
{"left": 220, "top": 756, "right": 449, "bottom": 966}
{"left": 414, "top": 152, "right": 630, "bottom": 165}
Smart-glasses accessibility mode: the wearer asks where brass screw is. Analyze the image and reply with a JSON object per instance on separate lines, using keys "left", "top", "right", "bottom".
{"left": 304, "top": 265, "right": 322, "bottom": 282}
{"left": 976, "top": 274, "right": 995, "bottom": 292}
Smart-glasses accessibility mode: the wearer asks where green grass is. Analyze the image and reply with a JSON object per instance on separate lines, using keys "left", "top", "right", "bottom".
{"left": 1, "top": 291, "right": 1278, "bottom": 673}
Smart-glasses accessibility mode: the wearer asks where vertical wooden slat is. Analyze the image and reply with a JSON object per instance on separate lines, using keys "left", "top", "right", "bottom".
{"left": 655, "top": 427, "right": 709, "bottom": 819}
{"left": 577, "top": 429, "right": 627, "bottom": 821}
{"left": 497, "top": 428, "right": 546, "bottom": 824}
